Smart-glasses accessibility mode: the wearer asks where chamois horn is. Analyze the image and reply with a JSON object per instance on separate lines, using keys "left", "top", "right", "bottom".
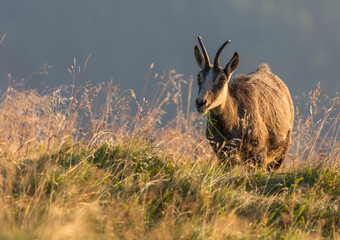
{"left": 198, "top": 36, "right": 211, "bottom": 68}
{"left": 214, "top": 40, "right": 231, "bottom": 69}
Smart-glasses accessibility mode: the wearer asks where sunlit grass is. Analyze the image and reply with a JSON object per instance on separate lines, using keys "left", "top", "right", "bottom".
{"left": 0, "top": 60, "right": 339, "bottom": 239}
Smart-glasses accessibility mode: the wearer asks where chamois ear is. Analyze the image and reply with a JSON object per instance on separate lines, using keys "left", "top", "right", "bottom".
{"left": 224, "top": 52, "right": 239, "bottom": 77}
{"left": 194, "top": 45, "right": 205, "bottom": 70}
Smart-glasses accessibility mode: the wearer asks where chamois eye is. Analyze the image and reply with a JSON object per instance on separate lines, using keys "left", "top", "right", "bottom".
{"left": 219, "top": 77, "right": 227, "bottom": 85}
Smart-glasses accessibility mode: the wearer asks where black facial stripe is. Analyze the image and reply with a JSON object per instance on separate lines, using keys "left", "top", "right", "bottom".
{"left": 197, "top": 68, "right": 227, "bottom": 94}
{"left": 197, "top": 72, "right": 203, "bottom": 92}
{"left": 202, "top": 69, "right": 210, "bottom": 80}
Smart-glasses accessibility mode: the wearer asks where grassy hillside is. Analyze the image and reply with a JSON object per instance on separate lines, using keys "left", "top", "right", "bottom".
{"left": 0, "top": 62, "right": 339, "bottom": 239}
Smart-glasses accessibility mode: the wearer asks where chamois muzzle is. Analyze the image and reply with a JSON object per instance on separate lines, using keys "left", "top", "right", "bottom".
{"left": 195, "top": 98, "right": 208, "bottom": 114}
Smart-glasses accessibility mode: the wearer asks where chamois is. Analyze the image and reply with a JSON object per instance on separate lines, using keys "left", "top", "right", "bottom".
{"left": 194, "top": 36, "right": 294, "bottom": 170}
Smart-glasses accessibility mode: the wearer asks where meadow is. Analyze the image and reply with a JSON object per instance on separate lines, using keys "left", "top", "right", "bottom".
{"left": 0, "top": 59, "right": 339, "bottom": 239}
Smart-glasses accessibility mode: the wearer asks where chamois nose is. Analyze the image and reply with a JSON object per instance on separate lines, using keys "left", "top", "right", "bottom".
{"left": 195, "top": 99, "right": 207, "bottom": 108}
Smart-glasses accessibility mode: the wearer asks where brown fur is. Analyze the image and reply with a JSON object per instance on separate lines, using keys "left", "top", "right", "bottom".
{"left": 205, "top": 64, "right": 294, "bottom": 170}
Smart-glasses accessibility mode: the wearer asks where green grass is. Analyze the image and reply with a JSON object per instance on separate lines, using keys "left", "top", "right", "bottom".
{"left": 1, "top": 139, "right": 338, "bottom": 239}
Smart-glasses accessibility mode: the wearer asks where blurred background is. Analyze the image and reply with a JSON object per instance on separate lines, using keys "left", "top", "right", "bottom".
{"left": 0, "top": 0, "right": 339, "bottom": 105}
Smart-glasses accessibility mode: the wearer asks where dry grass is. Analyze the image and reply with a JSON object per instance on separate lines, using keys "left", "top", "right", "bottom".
{"left": 0, "top": 59, "right": 339, "bottom": 239}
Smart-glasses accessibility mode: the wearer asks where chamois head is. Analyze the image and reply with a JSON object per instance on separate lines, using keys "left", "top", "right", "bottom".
{"left": 194, "top": 36, "right": 239, "bottom": 114}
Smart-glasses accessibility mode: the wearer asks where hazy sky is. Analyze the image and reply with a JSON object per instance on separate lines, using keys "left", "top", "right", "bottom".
{"left": 0, "top": 1, "right": 339, "bottom": 103}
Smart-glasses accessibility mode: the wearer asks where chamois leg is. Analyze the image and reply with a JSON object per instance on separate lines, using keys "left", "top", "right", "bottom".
{"left": 239, "top": 146, "right": 268, "bottom": 171}
{"left": 267, "top": 130, "right": 291, "bottom": 171}
{"left": 218, "top": 147, "right": 240, "bottom": 167}
{"left": 266, "top": 148, "right": 287, "bottom": 170}
{"left": 250, "top": 148, "right": 267, "bottom": 169}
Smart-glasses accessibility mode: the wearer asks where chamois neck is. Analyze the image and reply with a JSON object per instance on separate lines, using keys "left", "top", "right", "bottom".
{"left": 210, "top": 88, "right": 238, "bottom": 128}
